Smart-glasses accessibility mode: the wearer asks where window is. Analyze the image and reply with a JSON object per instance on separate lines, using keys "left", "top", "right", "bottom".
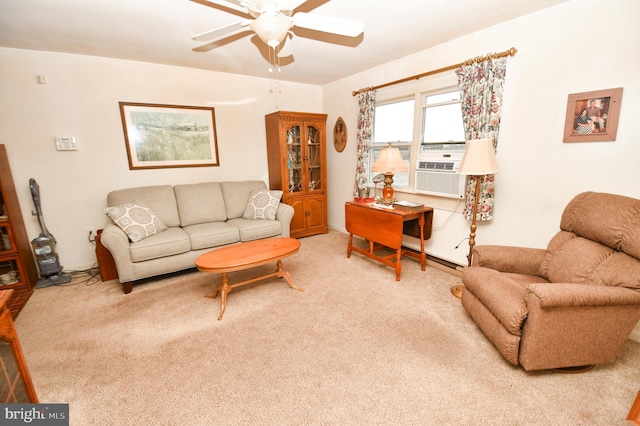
{"left": 421, "top": 90, "right": 466, "bottom": 150}
{"left": 368, "top": 87, "right": 466, "bottom": 192}
{"left": 369, "top": 99, "right": 414, "bottom": 187}
{"left": 373, "top": 100, "right": 414, "bottom": 143}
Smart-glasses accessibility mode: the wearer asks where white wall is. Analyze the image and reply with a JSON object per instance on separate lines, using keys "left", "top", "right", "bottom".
{"left": 324, "top": 0, "right": 640, "bottom": 262}
{"left": 0, "top": 48, "right": 322, "bottom": 270}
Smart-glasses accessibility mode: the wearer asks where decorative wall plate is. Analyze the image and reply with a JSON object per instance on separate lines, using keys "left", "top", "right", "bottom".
{"left": 333, "top": 117, "right": 347, "bottom": 152}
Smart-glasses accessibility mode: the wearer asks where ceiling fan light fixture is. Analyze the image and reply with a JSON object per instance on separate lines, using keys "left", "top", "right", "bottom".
{"left": 250, "top": 14, "right": 292, "bottom": 48}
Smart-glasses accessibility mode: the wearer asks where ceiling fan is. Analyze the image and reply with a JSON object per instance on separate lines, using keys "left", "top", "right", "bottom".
{"left": 191, "top": 0, "right": 364, "bottom": 51}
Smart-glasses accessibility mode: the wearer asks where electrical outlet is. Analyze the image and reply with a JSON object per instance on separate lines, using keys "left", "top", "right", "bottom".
{"left": 86, "top": 228, "right": 98, "bottom": 242}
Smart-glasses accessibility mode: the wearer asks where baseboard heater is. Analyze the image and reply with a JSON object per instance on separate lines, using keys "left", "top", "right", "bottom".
{"left": 402, "top": 245, "right": 464, "bottom": 273}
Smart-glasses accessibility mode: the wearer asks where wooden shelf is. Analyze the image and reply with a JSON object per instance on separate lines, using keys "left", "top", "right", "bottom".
{"left": 0, "top": 145, "right": 38, "bottom": 319}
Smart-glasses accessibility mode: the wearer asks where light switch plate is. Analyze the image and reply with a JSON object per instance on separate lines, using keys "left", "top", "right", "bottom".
{"left": 55, "top": 137, "right": 77, "bottom": 151}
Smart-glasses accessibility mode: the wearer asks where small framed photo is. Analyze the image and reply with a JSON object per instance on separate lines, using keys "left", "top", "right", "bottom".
{"left": 563, "top": 87, "right": 623, "bottom": 143}
{"left": 119, "top": 102, "right": 220, "bottom": 170}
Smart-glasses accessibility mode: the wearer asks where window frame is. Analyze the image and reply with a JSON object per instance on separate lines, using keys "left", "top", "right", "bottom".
{"left": 368, "top": 97, "right": 415, "bottom": 189}
{"left": 368, "top": 83, "right": 465, "bottom": 193}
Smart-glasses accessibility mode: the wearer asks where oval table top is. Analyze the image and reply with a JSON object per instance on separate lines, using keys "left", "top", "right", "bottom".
{"left": 195, "top": 237, "right": 301, "bottom": 273}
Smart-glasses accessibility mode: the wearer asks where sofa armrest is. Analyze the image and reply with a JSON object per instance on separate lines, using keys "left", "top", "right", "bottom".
{"left": 99, "top": 222, "right": 135, "bottom": 282}
{"left": 472, "top": 245, "right": 546, "bottom": 275}
{"left": 276, "top": 203, "right": 294, "bottom": 238}
{"left": 527, "top": 283, "right": 640, "bottom": 308}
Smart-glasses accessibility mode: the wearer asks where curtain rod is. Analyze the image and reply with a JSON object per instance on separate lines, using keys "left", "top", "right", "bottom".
{"left": 351, "top": 47, "right": 517, "bottom": 96}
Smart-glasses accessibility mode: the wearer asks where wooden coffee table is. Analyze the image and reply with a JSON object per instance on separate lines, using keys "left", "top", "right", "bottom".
{"left": 195, "top": 237, "right": 302, "bottom": 320}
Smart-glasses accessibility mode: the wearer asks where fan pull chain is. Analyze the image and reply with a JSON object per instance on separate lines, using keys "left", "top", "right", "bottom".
{"left": 268, "top": 47, "right": 282, "bottom": 91}
{"left": 268, "top": 45, "right": 281, "bottom": 109}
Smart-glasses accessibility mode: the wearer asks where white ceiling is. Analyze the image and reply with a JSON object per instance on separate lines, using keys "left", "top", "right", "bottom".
{"left": 0, "top": 0, "right": 571, "bottom": 86}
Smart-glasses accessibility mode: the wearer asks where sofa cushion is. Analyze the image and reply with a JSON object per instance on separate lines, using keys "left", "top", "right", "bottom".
{"left": 107, "top": 185, "right": 180, "bottom": 227}
{"left": 220, "top": 181, "right": 267, "bottom": 220}
{"left": 129, "top": 227, "right": 190, "bottom": 263}
{"left": 174, "top": 182, "right": 227, "bottom": 226}
{"left": 226, "top": 218, "right": 282, "bottom": 242}
{"left": 541, "top": 231, "right": 614, "bottom": 283}
{"left": 104, "top": 200, "right": 167, "bottom": 243}
{"left": 182, "top": 222, "right": 240, "bottom": 250}
{"left": 242, "top": 189, "right": 282, "bottom": 220}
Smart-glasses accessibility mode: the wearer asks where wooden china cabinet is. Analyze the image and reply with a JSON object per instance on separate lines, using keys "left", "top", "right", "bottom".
{"left": 265, "top": 111, "right": 328, "bottom": 238}
{"left": 0, "top": 145, "right": 38, "bottom": 318}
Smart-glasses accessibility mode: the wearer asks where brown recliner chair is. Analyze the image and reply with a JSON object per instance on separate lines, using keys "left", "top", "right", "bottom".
{"left": 461, "top": 191, "right": 640, "bottom": 371}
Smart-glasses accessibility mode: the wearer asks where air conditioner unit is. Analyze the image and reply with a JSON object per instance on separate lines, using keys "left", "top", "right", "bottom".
{"left": 415, "top": 153, "right": 467, "bottom": 199}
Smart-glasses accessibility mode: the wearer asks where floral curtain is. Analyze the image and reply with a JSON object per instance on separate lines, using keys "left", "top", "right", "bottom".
{"left": 456, "top": 57, "right": 507, "bottom": 221}
{"left": 352, "top": 89, "right": 376, "bottom": 197}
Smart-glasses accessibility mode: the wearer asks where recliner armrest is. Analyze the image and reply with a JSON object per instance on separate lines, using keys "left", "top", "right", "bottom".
{"left": 472, "top": 245, "right": 546, "bottom": 275}
{"left": 526, "top": 283, "right": 640, "bottom": 308}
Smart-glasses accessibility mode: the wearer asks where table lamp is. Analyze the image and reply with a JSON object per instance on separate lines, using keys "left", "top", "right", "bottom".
{"left": 450, "top": 138, "right": 499, "bottom": 298}
{"left": 371, "top": 144, "right": 408, "bottom": 204}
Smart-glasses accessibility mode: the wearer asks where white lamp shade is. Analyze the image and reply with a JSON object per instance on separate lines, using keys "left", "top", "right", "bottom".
{"left": 371, "top": 146, "right": 408, "bottom": 173}
{"left": 250, "top": 14, "right": 292, "bottom": 47}
{"left": 457, "top": 138, "right": 499, "bottom": 175}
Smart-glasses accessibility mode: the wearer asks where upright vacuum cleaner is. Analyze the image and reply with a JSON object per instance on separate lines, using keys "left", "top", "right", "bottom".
{"left": 29, "top": 178, "right": 71, "bottom": 288}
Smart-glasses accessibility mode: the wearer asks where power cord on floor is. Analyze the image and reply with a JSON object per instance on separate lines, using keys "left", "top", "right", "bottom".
{"left": 58, "top": 263, "right": 101, "bottom": 287}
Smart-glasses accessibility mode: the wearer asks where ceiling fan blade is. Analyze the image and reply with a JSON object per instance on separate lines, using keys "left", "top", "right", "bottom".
{"left": 279, "top": 0, "right": 308, "bottom": 11}
{"left": 197, "top": 0, "right": 250, "bottom": 14}
{"left": 191, "top": 20, "right": 251, "bottom": 42}
{"left": 292, "top": 12, "right": 364, "bottom": 37}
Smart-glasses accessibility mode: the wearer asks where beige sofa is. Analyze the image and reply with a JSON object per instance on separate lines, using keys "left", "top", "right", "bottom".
{"left": 461, "top": 191, "right": 640, "bottom": 371}
{"left": 99, "top": 180, "right": 294, "bottom": 294}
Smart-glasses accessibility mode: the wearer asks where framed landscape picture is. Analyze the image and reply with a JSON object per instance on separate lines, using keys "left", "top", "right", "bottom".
{"left": 119, "top": 102, "right": 219, "bottom": 169}
{"left": 563, "top": 87, "right": 623, "bottom": 143}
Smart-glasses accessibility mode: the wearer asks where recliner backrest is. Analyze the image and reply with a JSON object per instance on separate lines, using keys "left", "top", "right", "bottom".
{"left": 560, "top": 191, "right": 640, "bottom": 258}
{"left": 539, "top": 192, "right": 640, "bottom": 291}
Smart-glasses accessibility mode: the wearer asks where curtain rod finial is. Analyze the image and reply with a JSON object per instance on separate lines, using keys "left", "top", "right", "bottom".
{"left": 509, "top": 47, "right": 517, "bottom": 56}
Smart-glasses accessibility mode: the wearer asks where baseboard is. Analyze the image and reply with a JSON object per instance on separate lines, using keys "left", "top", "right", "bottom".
{"left": 425, "top": 258, "right": 463, "bottom": 278}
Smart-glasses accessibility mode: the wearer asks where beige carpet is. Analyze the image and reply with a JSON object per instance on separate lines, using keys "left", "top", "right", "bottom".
{"left": 14, "top": 231, "right": 640, "bottom": 425}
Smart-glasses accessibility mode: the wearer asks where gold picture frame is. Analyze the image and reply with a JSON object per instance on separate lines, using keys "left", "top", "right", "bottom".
{"left": 333, "top": 117, "right": 347, "bottom": 152}
{"left": 563, "top": 87, "right": 623, "bottom": 143}
{"left": 119, "top": 102, "right": 219, "bottom": 170}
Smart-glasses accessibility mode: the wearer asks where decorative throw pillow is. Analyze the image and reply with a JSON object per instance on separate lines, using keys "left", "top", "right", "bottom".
{"left": 242, "top": 189, "right": 283, "bottom": 220}
{"left": 104, "top": 200, "right": 167, "bottom": 242}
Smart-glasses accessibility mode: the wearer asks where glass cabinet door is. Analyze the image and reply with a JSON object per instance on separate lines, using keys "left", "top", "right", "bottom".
{"left": 0, "top": 258, "right": 20, "bottom": 287}
{"left": 286, "top": 124, "right": 302, "bottom": 194}
{"left": 306, "top": 124, "right": 323, "bottom": 192}
{"left": 0, "top": 225, "right": 13, "bottom": 255}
